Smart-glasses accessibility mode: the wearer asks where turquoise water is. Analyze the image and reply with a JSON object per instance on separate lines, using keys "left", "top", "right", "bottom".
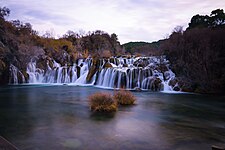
{"left": 0, "top": 85, "right": 225, "bottom": 150}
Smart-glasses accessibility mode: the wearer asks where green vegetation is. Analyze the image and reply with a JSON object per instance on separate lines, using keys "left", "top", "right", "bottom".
{"left": 188, "top": 9, "right": 225, "bottom": 29}
{"left": 88, "top": 92, "right": 117, "bottom": 112}
{"left": 114, "top": 90, "right": 136, "bottom": 105}
{"left": 122, "top": 40, "right": 165, "bottom": 55}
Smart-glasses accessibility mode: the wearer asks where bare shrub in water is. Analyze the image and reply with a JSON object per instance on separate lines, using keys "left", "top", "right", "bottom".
{"left": 114, "top": 90, "right": 136, "bottom": 105}
{"left": 89, "top": 92, "right": 117, "bottom": 112}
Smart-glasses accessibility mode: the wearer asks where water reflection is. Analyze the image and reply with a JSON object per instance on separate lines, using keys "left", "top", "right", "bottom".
{"left": 90, "top": 112, "right": 116, "bottom": 121}
{"left": 0, "top": 86, "right": 224, "bottom": 150}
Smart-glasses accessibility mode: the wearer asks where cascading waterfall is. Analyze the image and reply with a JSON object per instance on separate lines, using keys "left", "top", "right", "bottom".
{"left": 9, "top": 64, "right": 25, "bottom": 84}
{"left": 9, "top": 56, "right": 176, "bottom": 91}
{"left": 25, "top": 59, "right": 90, "bottom": 84}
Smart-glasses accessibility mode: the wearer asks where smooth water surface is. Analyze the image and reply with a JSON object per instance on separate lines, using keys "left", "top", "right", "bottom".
{"left": 0, "top": 85, "right": 225, "bottom": 150}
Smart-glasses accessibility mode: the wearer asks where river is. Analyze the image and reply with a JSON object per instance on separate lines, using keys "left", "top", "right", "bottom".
{"left": 0, "top": 85, "right": 224, "bottom": 150}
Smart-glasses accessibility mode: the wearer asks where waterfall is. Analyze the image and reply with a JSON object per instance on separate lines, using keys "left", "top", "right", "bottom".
{"left": 25, "top": 59, "right": 90, "bottom": 84}
{"left": 9, "top": 64, "right": 25, "bottom": 84}
{"left": 9, "top": 56, "right": 176, "bottom": 91}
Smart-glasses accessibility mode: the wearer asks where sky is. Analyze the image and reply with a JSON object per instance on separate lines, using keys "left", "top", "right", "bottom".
{"left": 1, "top": 0, "right": 225, "bottom": 44}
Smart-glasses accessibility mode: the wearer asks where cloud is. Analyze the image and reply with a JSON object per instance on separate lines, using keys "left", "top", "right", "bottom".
{"left": 1, "top": 0, "right": 225, "bottom": 43}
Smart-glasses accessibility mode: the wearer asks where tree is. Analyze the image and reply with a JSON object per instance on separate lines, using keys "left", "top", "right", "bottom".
{"left": 210, "top": 9, "right": 225, "bottom": 27}
{"left": 0, "top": 7, "right": 10, "bottom": 19}
{"left": 188, "top": 9, "right": 225, "bottom": 29}
{"left": 188, "top": 14, "right": 210, "bottom": 29}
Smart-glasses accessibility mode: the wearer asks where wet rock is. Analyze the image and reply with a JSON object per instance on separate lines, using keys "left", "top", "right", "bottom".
{"left": 36, "top": 57, "right": 54, "bottom": 70}
{"left": 134, "top": 87, "right": 142, "bottom": 92}
{"left": 175, "top": 78, "right": 195, "bottom": 92}
{"left": 163, "top": 71, "right": 172, "bottom": 80}
{"left": 109, "top": 58, "right": 115, "bottom": 64}
{"left": 22, "top": 70, "right": 29, "bottom": 82}
{"left": 86, "top": 58, "right": 100, "bottom": 83}
{"left": 103, "top": 62, "right": 112, "bottom": 68}
{"left": 134, "top": 58, "right": 149, "bottom": 68}
{"left": 173, "top": 86, "right": 180, "bottom": 91}
{"left": 168, "top": 77, "right": 178, "bottom": 87}
{"left": 153, "top": 77, "right": 163, "bottom": 91}
{"left": 76, "top": 66, "right": 80, "bottom": 78}
{"left": 142, "top": 76, "right": 163, "bottom": 91}
{"left": 120, "top": 72, "right": 127, "bottom": 88}
{"left": 123, "top": 64, "right": 128, "bottom": 67}
{"left": 156, "top": 64, "right": 168, "bottom": 73}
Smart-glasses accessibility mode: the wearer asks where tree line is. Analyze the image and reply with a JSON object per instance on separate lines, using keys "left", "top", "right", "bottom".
{"left": 162, "top": 9, "right": 225, "bottom": 94}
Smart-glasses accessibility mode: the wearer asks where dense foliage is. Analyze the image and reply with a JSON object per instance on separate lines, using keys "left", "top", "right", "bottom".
{"left": 122, "top": 40, "right": 165, "bottom": 55}
{"left": 162, "top": 9, "right": 225, "bottom": 94}
{"left": 188, "top": 9, "right": 225, "bottom": 29}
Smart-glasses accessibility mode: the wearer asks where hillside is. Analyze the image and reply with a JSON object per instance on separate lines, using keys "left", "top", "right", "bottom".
{"left": 122, "top": 40, "right": 165, "bottom": 55}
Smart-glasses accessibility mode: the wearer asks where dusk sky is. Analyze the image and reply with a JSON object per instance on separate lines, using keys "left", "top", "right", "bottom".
{"left": 1, "top": 0, "right": 225, "bottom": 43}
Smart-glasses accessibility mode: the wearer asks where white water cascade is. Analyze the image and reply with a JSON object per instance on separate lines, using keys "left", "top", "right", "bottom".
{"left": 9, "top": 64, "right": 25, "bottom": 84}
{"left": 26, "top": 59, "right": 90, "bottom": 84}
{"left": 9, "top": 56, "right": 176, "bottom": 91}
